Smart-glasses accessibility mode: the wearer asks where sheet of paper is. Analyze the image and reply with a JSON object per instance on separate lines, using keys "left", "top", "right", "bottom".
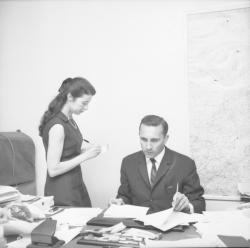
{"left": 52, "top": 207, "right": 102, "bottom": 226}
{"left": 137, "top": 207, "right": 173, "bottom": 227}
{"left": 100, "top": 144, "right": 109, "bottom": 154}
{"left": 104, "top": 204, "right": 149, "bottom": 218}
{"left": 55, "top": 226, "right": 82, "bottom": 243}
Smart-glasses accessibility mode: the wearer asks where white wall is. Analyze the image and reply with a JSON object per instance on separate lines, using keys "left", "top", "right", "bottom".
{"left": 0, "top": 0, "right": 249, "bottom": 208}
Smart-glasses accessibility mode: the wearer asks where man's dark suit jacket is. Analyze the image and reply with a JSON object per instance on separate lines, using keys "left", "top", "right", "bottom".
{"left": 117, "top": 147, "right": 205, "bottom": 213}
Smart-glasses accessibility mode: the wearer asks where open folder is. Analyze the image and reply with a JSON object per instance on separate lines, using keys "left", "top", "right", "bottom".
{"left": 136, "top": 207, "right": 201, "bottom": 232}
{"left": 89, "top": 205, "right": 201, "bottom": 232}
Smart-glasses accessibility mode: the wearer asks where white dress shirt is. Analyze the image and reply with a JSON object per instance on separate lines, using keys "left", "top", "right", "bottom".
{"left": 145, "top": 148, "right": 165, "bottom": 181}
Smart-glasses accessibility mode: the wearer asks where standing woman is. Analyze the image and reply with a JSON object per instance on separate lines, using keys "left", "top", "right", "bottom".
{"left": 39, "top": 77, "right": 101, "bottom": 207}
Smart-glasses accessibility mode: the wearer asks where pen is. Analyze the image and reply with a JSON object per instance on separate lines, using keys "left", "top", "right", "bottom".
{"left": 173, "top": 182, "right": 179, "bottom": 210}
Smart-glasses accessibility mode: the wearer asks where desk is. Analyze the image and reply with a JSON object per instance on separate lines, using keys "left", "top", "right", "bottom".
{"left": 7, "top": 208, "right": 250, "bottom": 248}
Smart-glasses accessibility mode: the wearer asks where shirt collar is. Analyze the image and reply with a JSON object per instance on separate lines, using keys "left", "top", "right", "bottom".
{"left": 146, "top": 147, "right": 166, "bottom": 166}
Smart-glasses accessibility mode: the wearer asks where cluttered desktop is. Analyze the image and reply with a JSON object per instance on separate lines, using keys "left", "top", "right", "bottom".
{"left": 1, "top": 185, "right": 250, "bottom": 248}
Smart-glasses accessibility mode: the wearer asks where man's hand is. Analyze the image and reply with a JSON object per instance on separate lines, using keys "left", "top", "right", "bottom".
{"left": 109, "top": 198, "right": 125, "bottom": 206}
{"left": 172, "top": 192, "right": 190, "bottom": 212}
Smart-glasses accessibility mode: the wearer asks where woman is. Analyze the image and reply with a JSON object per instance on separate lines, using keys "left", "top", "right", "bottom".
{"left": 39, "top": 77, "right": 101, "bottom": 207}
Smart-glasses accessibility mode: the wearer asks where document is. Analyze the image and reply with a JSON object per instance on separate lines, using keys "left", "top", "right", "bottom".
{"left": 55, "top": 226, "right": 82, "bottom": 244}
{"left": 100, "top": 144, "right": 109, "bottom": 154}
{"left": 136, "top": 207, "right": 202, "bottom": 232}
{"left": 104, "top": 204, "right": 149, "bottom": 218}
{"left": 52, "top": 207, "right": 102, "bottom": 226}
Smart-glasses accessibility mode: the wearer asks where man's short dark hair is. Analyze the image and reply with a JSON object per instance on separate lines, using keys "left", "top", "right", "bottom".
{"left": 139, "top": 115, "right": 168, "bottom": 136}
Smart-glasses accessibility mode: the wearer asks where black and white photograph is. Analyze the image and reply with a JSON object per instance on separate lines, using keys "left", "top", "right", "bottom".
{"left": 0, "top": 0, "right": 250, "bottom": 247}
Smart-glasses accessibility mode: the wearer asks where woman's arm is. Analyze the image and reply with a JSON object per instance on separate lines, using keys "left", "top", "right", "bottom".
{"left": 47, "top": 124, "right": 101, "bottom": 177}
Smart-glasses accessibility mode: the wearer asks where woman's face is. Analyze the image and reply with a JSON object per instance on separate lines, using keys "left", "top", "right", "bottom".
{"left": 70, "top": 94, "right": 93, "bottom": 115}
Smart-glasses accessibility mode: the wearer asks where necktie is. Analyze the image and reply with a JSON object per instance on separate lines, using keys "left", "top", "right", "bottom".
{"left": 150, "top": 158, "right": 157, "bottom": 186}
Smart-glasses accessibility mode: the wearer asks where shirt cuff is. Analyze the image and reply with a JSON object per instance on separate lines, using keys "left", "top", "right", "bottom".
{"left": 188, "top": 203, "right": 194, "bottom": 214}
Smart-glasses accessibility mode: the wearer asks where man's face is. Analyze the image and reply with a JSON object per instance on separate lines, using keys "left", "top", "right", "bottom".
{"left": 139, "top": 124, "right": 168, "bottom": 158}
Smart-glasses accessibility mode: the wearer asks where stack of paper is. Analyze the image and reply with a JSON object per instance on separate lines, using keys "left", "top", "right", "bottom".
{"left": 0, "top": 185, "right": 20, "bottom": 206}
{"left": 104, "top": 204, "right": 149, "bottom": 218}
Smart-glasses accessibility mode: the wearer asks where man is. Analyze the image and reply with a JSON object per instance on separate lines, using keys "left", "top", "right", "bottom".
{"left": 111, "top": 115, "right": 205, "bottom": 213}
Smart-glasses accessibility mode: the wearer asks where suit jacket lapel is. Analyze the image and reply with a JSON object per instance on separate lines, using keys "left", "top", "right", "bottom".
{"left": 137, "top": 152, "right": 151, "bottom": 188}
{"left": 153, "top": 147, "right": 174, "bottom": 188}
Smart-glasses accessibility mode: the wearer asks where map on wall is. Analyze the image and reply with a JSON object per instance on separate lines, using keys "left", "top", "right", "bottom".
{"left": 187, "top": 7, "right": 250, "bottom": 196}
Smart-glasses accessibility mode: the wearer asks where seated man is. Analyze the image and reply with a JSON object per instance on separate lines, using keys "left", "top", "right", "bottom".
{"left": 111, "top": 115, "right": 205, "bottom": 214}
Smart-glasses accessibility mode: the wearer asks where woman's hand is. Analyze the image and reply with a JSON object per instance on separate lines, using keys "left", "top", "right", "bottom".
{"left": 82, "top": 145, "right": 102, "bottom": 161}
{"left": 81, "top": 140, "right": 95, "bottom": 152}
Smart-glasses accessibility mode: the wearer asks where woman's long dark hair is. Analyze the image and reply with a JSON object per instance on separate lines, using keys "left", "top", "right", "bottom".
{"left": 39, "top": 77, "right": 96, "bottom": 137}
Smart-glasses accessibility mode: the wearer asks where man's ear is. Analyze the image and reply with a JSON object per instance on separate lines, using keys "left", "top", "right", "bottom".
{"left": 164, "top": 134, "right": 169, "bottom": 144}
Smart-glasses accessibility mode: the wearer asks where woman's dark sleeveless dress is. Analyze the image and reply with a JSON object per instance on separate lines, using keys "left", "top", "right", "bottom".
{"left": 42, "top": 112, "right": 91, "bottom": 207}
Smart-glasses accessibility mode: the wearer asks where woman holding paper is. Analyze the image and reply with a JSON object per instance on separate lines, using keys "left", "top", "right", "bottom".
{"left": 39, "top": 77, "right": 102, "bottom": 207}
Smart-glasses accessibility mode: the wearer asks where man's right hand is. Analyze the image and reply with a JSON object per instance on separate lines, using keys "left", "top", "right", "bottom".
{"left": 109, "top": 198, "right": 125, "bottom": 206}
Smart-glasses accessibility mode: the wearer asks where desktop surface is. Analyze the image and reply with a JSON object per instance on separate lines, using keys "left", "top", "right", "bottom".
{"left": 62, "top": 224, "right": 200, "bottom": 248}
